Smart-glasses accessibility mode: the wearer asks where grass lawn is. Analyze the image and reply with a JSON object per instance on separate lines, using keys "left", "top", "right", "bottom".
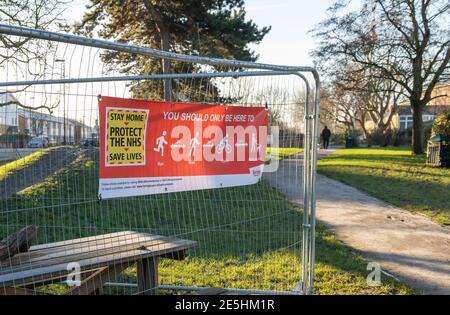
{"left": 0, "top": 152, "right": 412, "bottom": 295}
{"left": 318, "top": 147, "right": 450, "bottom": 225}
{"left": 0, "top": 147, "right": 57, "bottom": 181}
{"left": 266, "top": 147, "right": 303, "bottom": 160}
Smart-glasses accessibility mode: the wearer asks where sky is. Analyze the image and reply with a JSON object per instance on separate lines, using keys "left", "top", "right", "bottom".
{"left": 4, "top": 0, "right": 344, "bottom": 125}
{"left": 244, "top": 0, "right": 335, "bottom": 67}
{"left": 66, "top": 0, "right": 337, "bottom": 68}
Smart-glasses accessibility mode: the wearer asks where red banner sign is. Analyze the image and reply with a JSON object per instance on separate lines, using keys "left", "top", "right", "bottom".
{"left": 98, "top": 96, "right": 268, "bottom": 199}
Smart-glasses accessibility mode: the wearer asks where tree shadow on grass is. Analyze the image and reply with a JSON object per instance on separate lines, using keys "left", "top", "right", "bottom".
{"left": 0, "top": 155, "right": 413, "bottom": 294}
{"left": 322, "top": 153, "right": 425, "bottom": 166}
{"left": 318, "top": 166, "right": 450, "bottom": 225}
{"left": 319, "top": 163, "right": 450, "bottom": 181}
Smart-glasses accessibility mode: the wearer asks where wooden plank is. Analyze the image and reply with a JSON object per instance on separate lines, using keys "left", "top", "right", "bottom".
{"left": 1, "top": 233, "right": 168, "bottom": 268}
{"left": 0, "top": 235, "right": 167, "bottom": 273}
{"left": 0, "top": 286, "right": 45, "bottom": 295}
{"left": 19, "top": 267, "right": 110, "bottom": 289}
{"left": 30, "top": 231, "right": 136, "bottom": 251}
{"left": 0, "top": 233, "right": 138, "bottom": 268}
{"left": 0, "top": 226, "right": 39, "bottom": 261}
{"left": 68, "top": 262, "right": 129, "bottom": 295}
{"left": 68, "top": 267, "right": 107, "bottom": 295}
{"left": 0, "top": 239, "right": 196, "bottom": 286}
{"left": 0, "top": 237, "right": 193, "bottom": 275}
{"left": 160, "top": 249, "right": 188, "bottom": 260}
{"left": 3, "top": 241, "right": 194, "bottom": 286}
{"left": 137, "top": 257, "right": 158, "bottom": 295}
{"left": 1, "top": 238, "right": 193, "bottom": 278}
{"left": 13, "top": 231, "right": 147, "bottom": 260}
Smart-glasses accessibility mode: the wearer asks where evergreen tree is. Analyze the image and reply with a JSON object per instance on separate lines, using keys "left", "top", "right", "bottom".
{"left": 76, "top": 0, "right": 270, "bottom": 101}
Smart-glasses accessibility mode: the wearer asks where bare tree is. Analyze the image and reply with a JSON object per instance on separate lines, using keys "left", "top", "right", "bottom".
{"left": 364, "top": 77, "right": 402, "bottom": 141}
{"left": 0, "top": 0, "right": 68, "bottom": 111}
{"left": 312, "top": 0, "right": 450, "bottom": 154}
{"left": 320, "top": 83, "right": 363, "bottom": 134}
{"left": 319, "top": 66, "right": 402, "bottom": 147}
{"left": 341, "top": 64, "right": 403, "bottom": 144}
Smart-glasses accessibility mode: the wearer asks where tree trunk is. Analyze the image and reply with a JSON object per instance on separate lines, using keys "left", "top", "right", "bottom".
{"left": 377, "top": 124, "right": 389, "bottom": 147}
{"left": 161, "top": 30, "right": 172, "bottom": 102}
{"left": 411, "top": 103, "right": 424, "bottom": 154}
{"left": 356, "top": 118, "right": 370, "bottom": 146}
{"left": 142, "top": 0, "right": 172, "bottom": 101}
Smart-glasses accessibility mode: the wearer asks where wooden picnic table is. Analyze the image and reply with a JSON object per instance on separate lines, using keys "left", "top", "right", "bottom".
{"left": 0, "top": 231, "right": 196, "bottom": 295}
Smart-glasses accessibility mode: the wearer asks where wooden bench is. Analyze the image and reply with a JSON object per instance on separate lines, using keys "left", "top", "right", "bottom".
{"left": 0, "top": 231, "right": 196, "bottom": 295}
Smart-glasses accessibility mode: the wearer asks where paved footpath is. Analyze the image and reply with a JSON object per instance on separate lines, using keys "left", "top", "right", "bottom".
{"left": 264, "top": 149, "right": 450, "bottom": 294}
{"left": 0, "top": 147, "right": 87, "bottom": 198}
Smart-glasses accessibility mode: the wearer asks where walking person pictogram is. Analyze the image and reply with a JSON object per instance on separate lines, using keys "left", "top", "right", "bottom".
{"left": 251, "top": 133, "right": 261, "bottom": 153}
{"left": 189, "top": 132, "right": 201, "bottom": 159}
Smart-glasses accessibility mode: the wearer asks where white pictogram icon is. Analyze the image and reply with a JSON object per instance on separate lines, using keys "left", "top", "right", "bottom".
{"left": 216, "top": 134, "right": 232, "bottom": 154}
{"left": 154, "top": 130, "right": 168, "bottom": 157}
{"left": 251, "top": 133, "right": 261, "bottom": 153}
{"left": 189, "top": 132, "right": 201, "bottom": 158}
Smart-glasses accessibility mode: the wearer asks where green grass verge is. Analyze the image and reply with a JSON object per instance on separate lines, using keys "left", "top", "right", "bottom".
{"left": 1, "top": 154, "right": 412, "bottom": 295}
{"left": 318, "top": 147, "right": 450, "bottom": 225}
{"left": 0, "top": 147, "right": 57, "bottom": 181}
{"left": 266, "top": 147, "right": 303, "bottom": 161}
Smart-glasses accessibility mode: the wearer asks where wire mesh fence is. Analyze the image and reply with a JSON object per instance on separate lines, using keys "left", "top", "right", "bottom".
{"left": 0, "top": 24, "right": 319, "bottom": 295}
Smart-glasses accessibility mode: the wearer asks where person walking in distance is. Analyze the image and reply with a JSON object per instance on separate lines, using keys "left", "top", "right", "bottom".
{"left": 321, "top": 126, "right": 331, "bottom": 149}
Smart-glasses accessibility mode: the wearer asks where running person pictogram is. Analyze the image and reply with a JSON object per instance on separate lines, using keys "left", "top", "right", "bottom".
{"left": 154, "top": 131, "right": 168, "bottom": 157}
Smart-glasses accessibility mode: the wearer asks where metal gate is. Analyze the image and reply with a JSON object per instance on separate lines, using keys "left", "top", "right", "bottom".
{"left": 0, "top": 24, "right": 319, "bottom": 295}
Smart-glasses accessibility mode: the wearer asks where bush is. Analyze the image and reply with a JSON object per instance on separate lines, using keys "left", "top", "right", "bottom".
{"left": 432, "top": 110, "right": 450, "bottom": 137}
{"left": 424, "top": 120, "right": 433, "bottom": 141}
{"left": 367, "top": 129, "right": 385, "bottom": 146}
{"left": 367, "top": 128, "right": 398, "bottom": 147}
{"left": 330, "top": 132, "right": 362, "bottom": 146}
{"left": 331, "top": 133, "right": 346, "bottom": 146}
{"left": 391, "top": 120, "right": 433, "bottom": 147}
{"left": 392, "top": 128, "right": 410, "bottom": 146}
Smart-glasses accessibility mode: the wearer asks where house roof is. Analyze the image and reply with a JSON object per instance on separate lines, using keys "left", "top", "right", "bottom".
{"left": 20, "top": 109, "right": 91, "bottom": 128}
{"left": 18, "top": 108, "right": 65, "bottom": 124}
{"left": 398, "top": 83, "right": 450, "bottom": 108}
{"left": 1, "top": 93, "right": 91, "bottom": 128}
{"left": 427, "top": 83, "right": 450, "bottom": 106}
{"left": 426, "top": 105, "right": 450, "bottom": 115}
{"left": 398, "top": 107, "right": 435, "bottom": 116}
{"left": 0, "top": 92, "right": 20, "bottom": 105}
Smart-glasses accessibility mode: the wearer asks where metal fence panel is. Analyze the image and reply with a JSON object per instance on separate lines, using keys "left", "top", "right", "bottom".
{"left": 0, "top": 24, "right": 319, "bottom": 295}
